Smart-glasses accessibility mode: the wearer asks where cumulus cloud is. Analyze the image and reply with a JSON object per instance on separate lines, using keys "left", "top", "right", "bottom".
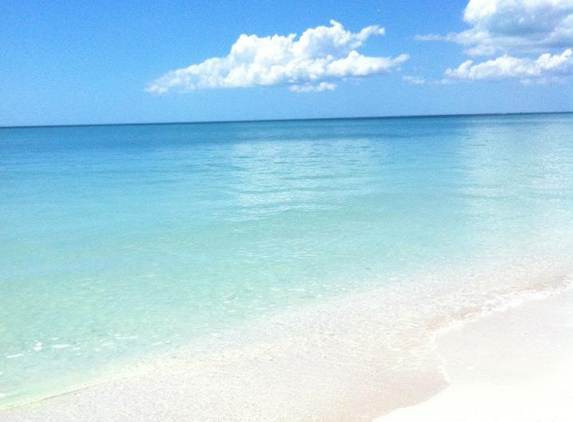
{"left": 147, "top": 21, "right": 408, "bottom": 94}
{"left": 445, "top": 48, "right": 573, "bottom": 82}
{"left": 418, "top": 0, "right": 573, "bottom": 55}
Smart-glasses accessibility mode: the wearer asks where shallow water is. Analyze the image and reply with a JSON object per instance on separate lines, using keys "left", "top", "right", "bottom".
{"left": 1, "top": 114, "right": 572, "bottom": 408}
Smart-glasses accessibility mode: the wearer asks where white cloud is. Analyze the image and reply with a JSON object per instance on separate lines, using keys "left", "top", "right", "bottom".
{"left": 147, "top": 21, "right": 408, "bottom": 94}
{"left": 445, "top": 48, "right": 573, "bottom": 82}
{"left": 418, "top": 0, "right": 573, "bottom": 55}
{"left": 289, "top": 82, "right": 336, "bottom": 93}
{"left": 403, "top": 75, "right": 426, "bottom": 85}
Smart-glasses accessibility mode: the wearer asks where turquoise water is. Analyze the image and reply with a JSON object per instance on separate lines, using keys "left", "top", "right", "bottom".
{"left": 1, "top": 114, "right": 573, "bottom": 407}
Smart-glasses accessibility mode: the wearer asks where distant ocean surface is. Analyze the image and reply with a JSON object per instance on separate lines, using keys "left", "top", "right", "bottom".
{"left": 1, "top": 114, "right": 573, "bottom": 408}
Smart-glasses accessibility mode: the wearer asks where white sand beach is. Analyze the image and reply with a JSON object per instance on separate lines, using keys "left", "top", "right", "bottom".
{"left": 378, "top": 289, "right": 573, "bottom": 422}
{"left": 3, "top": 280, "right": 572, "bottom": 422}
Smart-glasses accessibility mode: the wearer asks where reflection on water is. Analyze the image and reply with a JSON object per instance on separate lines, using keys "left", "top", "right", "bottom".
{"left": 457, "top": 116, "right": 573, "bottom": 254}
{"left": 228, "top": 136, "right": 383, "bottom": 218}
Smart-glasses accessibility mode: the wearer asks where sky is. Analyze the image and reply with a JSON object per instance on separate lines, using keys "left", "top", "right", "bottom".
{"left": 1, "top": 0, "right": 572, "bottom": 126}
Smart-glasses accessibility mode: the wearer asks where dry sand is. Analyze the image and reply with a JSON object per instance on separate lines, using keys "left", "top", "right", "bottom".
{"left": 377, "top": 289, "right": 573, "bottom": 422}
{"left": 2, "top": 286, "right": 572, "bottom": 421}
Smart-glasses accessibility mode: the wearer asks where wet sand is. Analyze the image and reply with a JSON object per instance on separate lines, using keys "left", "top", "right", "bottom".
{"left": 2, "top": 284, "right": 571, "bottom": 422}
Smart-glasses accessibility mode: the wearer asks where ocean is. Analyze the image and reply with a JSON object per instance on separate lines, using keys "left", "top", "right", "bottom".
{"left": 1, "top": 114, "right": 572, "bottom": 409}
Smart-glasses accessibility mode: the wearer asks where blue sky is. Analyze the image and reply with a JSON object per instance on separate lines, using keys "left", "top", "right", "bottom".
{"left": 1, "top": 0, "right": 572, "bottom": 126}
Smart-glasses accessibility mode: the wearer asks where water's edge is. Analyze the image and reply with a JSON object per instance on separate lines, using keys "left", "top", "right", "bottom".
{"left": 3, "top": 265, "right": 571, "bottom": 419}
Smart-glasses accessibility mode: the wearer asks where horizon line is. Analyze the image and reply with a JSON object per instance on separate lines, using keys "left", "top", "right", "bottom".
{"left": 1, "top": 110, "right": 572, "bottom": 130}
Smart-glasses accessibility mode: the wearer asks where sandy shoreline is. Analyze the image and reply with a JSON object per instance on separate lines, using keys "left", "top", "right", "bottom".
{"left": 378, "top": 289, "right": 573, "bottom": 421}
{"left": 2, "top": 273, "right": 572, "bottom": 421}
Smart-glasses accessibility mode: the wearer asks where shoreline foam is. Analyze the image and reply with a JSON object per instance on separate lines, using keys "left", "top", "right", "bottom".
{"left": 2, "top": 255, "right": 571, "bottom": 421}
